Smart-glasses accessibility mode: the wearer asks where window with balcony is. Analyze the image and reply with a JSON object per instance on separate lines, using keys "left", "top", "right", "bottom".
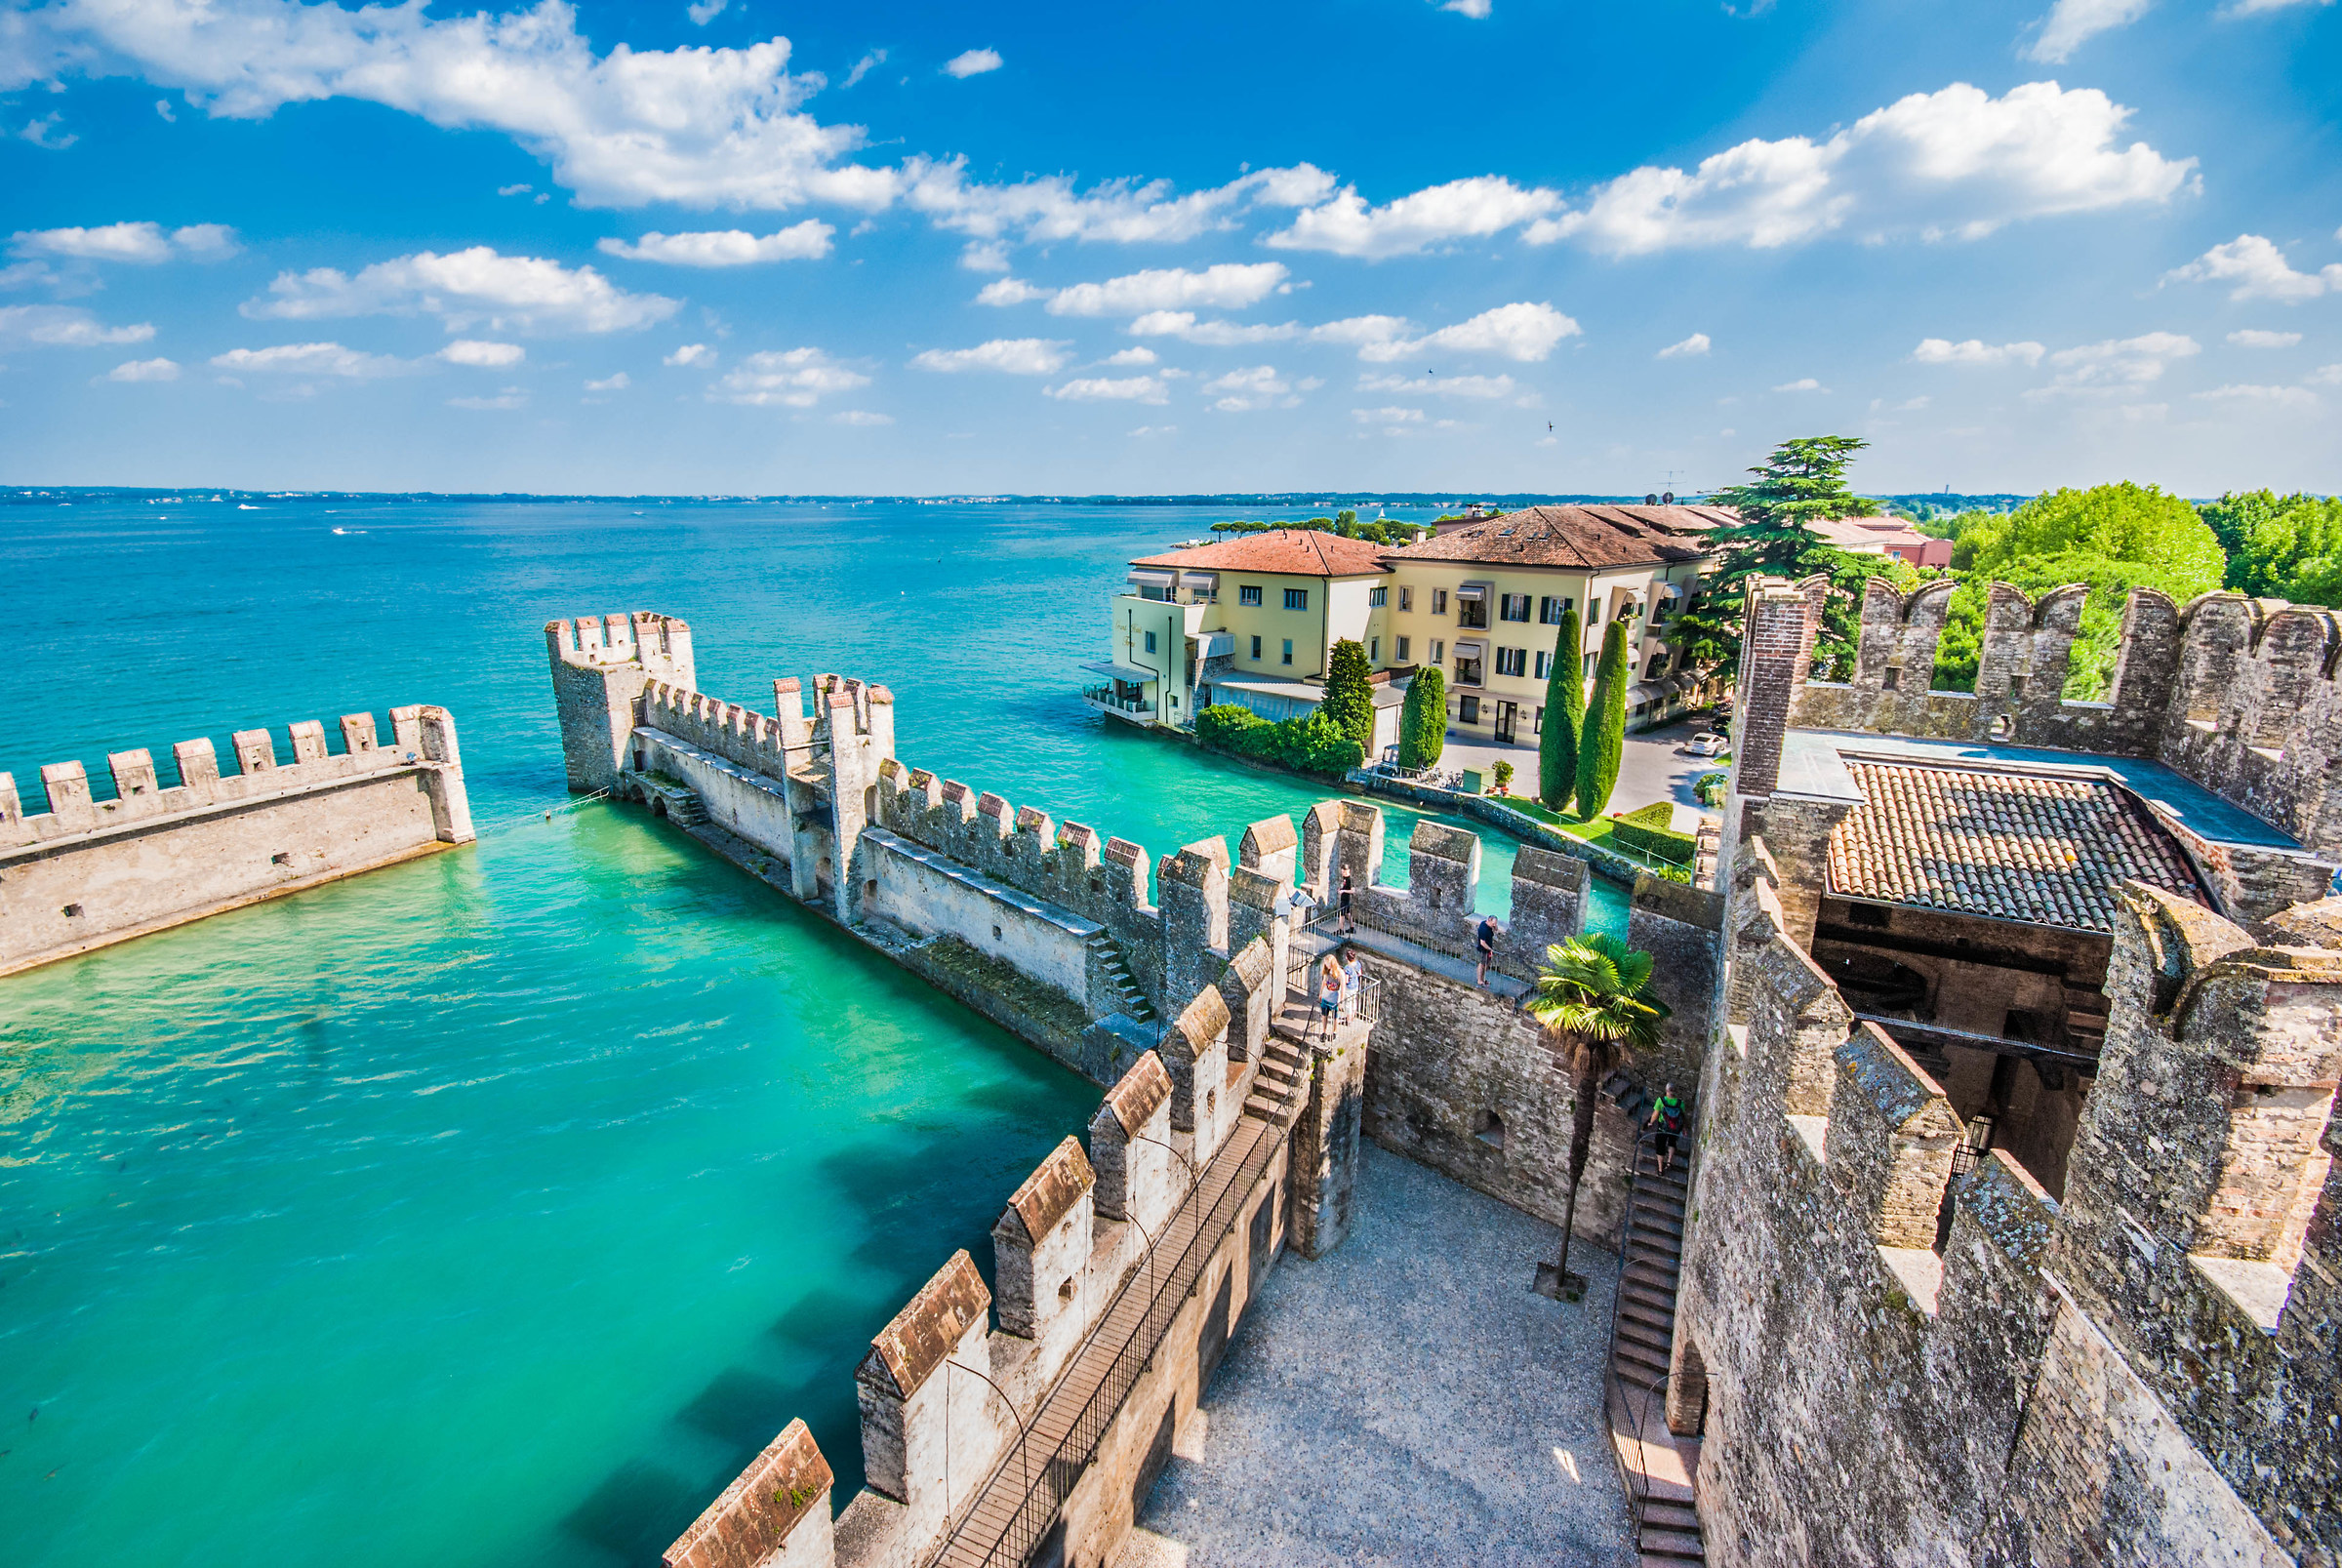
{"left": 1395, "top": 635, "right": 1411, "bottom": 662}
{"left": 1495, "top": 647, "right": 1526, "bottom": 677}
{"left": 1399, "top": 586, "right": 1414, "bottom": 612}
{"left": 1369, "top": 585, "right": 1388, "bottom": 607}
{"left": 1433, "top": 589, "right": 1448, "bottom": 615}
{"left": 1457, "top": 595, "right": 1488, "bottom": 630}
{"left": 1645, "top": 654, "right": 1671, "bottom": 678}
{"left": 1282, "top": 638, "right": 1294, "bottom": 664}
{"left": 1540, "top": 596, "right": 1571, "bottom": 624}
{"left": 1284, "top": 587, "right": 1308, "bottom": 611}
{"left": 1499, "top": 593, "right": 1531, "bottom": 623}
{"left": 1453, "top": 651, "right": 1484, "bottom": 686}
{"left": 1459, "top": 696, "right": 1480, "bottom": 724}
{"left": 1190, "top": 585, "right": 1218, "bottom": 604}
{"left": 1239, "top": 584, "right": 1263, "bottom": 607}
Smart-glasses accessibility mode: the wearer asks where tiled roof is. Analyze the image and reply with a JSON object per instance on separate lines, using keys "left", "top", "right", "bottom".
{"left": 1828, "top": 760, "right": 2204, "bottom": 932}
{"left": 1380, "top": 504, "right": 1727, "bottom": 570}
{"left": 1130, "top": 530, "right": 1389, "bottom": 576}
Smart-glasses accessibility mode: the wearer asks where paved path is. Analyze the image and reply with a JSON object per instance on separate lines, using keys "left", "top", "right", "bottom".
{"left": 1427, "top": 712, "right": 1724, "bottom": 828}
{"left": 1114, "top": 1146, "right": 1635, "bottom": 1568}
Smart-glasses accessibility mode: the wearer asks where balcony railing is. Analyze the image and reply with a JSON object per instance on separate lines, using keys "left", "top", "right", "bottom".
{"left": 1081, "top": 683, "right": 1153, "bottom": 716}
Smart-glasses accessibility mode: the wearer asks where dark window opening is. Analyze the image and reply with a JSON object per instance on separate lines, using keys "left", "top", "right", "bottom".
{"left": 1475, "top": 1109, "right": 1507, "bottom": 1150}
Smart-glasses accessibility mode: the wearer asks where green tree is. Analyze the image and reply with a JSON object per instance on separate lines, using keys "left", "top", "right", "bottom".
{"left": 1321, "top": 638, "right": 1376, "bottom": 759}
{"left": 1930, "top": 483, "right": 2226, "bottom": 698}
{"left": 1397, "top": 667, "right": 1447, "bottom": 770}
{"left": 1335, "top": 508, "right": 1357, "bottom": 528}
{"left": 1699, "top": 436, "right": 1876, "bottom": 681}
{"left": 1805, "top": 546, "right": 1920, "bottom": 682}
{"left": 1526, "top": 933, "right": 1671, "bottom": 1300}
{"left": 1574, "top": 621, "right": 1629, "bottom": 818}
{"left": 2202, "top": 490, "right": 2342, "bottom": 604}
{"left": 1539, "top": 604, "right": 1583, "bottom": 810}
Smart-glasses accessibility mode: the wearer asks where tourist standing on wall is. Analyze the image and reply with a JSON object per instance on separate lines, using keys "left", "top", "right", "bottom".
{"left": 1474, "top": 915, "right": 1500, "bottom": 987}
{"left": 1340, "top": 946, "right": 1363, "bottom": 1023}
{"left": 1313, "top": 953, "right": 1342, "bottom": 1040}
{"left": 1338, "top": 867, "right": 1354, "bottom": 933}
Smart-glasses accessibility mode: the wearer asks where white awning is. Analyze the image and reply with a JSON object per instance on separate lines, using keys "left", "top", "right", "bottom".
{"left": 1081, "top": 660, "right": 1156, "bottom": 683}
{"left": 1181, "top": 570, "right": 1219, "bottom": 588}
{"left": 1656, "top": 583, "right": 1684, "bottom": 599}
{"left": 1453, "top": 640, "right": 1486, "bottom": 659}
{"left": 1125, "top": 568, "right": 1176, "bottom": 588}
{"left": 1454, "top": 584, "right": 1488, "bottom": 601}
{"left": 1626, "top": 681, "right": 1666, "bottom": 704}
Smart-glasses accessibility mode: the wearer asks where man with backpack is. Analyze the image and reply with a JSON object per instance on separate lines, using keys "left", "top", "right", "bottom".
{"left": 1646, "top": 1082, "right": 1686, "bottom": 1174}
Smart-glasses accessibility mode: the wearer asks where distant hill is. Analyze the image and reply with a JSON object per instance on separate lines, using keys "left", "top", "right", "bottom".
{"left": 1874, "top": 493, "right": 2031, "bottom": 522}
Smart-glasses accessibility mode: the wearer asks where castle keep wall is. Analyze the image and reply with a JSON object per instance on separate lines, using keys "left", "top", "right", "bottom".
{"left": 1, "top": 704, "right": 474, "bottom": 976}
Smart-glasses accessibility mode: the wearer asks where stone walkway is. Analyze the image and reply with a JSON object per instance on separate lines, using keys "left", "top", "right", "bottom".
{"left": 1115, "top": 1146, "right": 1636, "bottom": 1568}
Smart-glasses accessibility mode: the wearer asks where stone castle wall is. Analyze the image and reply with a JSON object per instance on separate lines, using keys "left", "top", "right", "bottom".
{"left": 1, "top": 704, "right": 474, "bottom": 976}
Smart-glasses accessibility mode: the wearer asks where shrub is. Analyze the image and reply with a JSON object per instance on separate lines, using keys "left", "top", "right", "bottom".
{"left": 1610, "top": 800, "right": 1695, "bottom": 865}
{"left": 1694, "top": 770, "right": 1727, "bottom": 807}
{"left": 1492, "top": 759, "right": 1514, "bottom": 792}
{"left": 1397, "top": 667, "right": 1447, "bottom": 770}
{"left": 1196, "top": 704, "right": 1271, "bottom": 749}
{"left": 1193, "top": 702, "right": 1361, "bottom": 778}
{"left": 1322, "top": 639, "right": 1376, "bottom": 759}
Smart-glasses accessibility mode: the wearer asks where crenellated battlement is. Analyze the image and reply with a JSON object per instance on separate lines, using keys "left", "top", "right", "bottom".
{"left": 544, "top": 611, "right": 693, "bottom": 673}
{"left": 1782, "top": 577, "right": 2342, "bottom": 861}
{"left": 2, "top": 704, "right": 472, "bottom": 977}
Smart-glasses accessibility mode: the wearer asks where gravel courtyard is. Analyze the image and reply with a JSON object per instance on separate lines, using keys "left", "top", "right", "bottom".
{"left": 1115, "top": 1145, "right": 1635, "bottom": 1568}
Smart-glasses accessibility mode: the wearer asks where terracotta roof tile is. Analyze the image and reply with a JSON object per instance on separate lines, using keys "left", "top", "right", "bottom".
{"left": 1379, "top": 503, "right": 1728, "bottom": 570}
{"left": 1827, "top": 761, "right": 2204, "bottom": 933}
{"left": 1130, "top": 530, "right": 1389, "bottom": 576}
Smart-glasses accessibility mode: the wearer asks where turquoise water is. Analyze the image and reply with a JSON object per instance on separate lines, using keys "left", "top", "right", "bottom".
{"left": 0, "top": 496, "right": 1624, "bottom": 1568}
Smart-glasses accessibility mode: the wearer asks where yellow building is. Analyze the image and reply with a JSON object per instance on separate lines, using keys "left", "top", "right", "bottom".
{"left": 1378, "top": 503, "right": 1728, "bottom": 743}
{"left": 1083, "top": 507, "right": 1724, "bottom": 753}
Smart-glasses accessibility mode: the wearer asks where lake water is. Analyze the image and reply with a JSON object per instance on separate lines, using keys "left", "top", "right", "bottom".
{"left": 0, "top": 495, "right": 1625, "bottom": 1568}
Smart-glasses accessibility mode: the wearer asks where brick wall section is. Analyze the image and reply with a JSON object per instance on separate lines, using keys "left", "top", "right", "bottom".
{"left": 1732, "top": 579, "right": 1821, "bottom": 799}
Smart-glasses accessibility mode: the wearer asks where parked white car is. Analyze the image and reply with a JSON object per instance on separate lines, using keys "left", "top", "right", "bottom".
{"left": 1683, "top": 731, "right": 1728, "bottom": 757}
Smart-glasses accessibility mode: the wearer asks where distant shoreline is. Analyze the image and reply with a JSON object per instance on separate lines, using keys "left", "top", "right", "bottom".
{"left": 4, "top": 487, "right": 2039, "bottom": 509}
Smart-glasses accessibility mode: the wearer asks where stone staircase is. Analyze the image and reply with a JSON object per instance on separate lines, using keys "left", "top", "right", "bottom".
{"left": 631, "top": 772, "right": 709, "bottom": 828}
{"left": 1240, "top": 1035, "right": 1312, "bottom": 1122}
{"left": 1085, "top": 933, "right": 1156, "bottom": 1024}
{"left": 1611, "top": 1142, "right": 1705, "bottom": 1566}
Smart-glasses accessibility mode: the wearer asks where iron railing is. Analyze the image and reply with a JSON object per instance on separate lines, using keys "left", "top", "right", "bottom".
{"left": 1080, "top": 684, "right": 1151, "bottom": 715}
{"left": 933, "top": 1050, "right": 1313, "bottom": 1567}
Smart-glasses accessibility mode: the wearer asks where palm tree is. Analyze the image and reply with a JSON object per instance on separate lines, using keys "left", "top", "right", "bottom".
{"left": 1526, "top": 933, "right": 1671, "bottom": 1302}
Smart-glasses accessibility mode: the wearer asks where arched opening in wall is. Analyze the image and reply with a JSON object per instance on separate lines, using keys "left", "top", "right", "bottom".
{"left": 863, "top": 878, "right": 877, "bottom": 905}
{"left": 652, "top": 798, "right": 669, "bottom": 819}
{"left": 1058, "top": 1276, "right": 1075, "bottom": 1306}
{"left": 1988, "top": 713, "right": 2015, "bottom": 741}
{"left": 1667, "top": 1336, "right": 1711, "bottom": 1438}
{"left": 1475, "top": 1109, "right": 1507, "bottom": 1151}
{"left": 865, "top": 784, "right": 877, "bottom": 823}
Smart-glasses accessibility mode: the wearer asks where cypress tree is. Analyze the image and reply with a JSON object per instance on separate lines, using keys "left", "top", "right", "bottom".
{"left": 1538, "top": 605, "right": 1583, "bottom": 812}
{"left": 1321, "top": 638, "right": 1376, "bottom": 759}
{"left": 1574, "top": 621, "right": 1629, "bottom": 818}
{"left": 1397, "top": 666, "right": 1446, "bottom": 770}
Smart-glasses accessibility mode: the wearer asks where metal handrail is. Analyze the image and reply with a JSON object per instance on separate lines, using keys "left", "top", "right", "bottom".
{"left": 1606, "top": 1125, "right": 1686, "bottom": 1533}
{"left": 935, "top": 1055, "right": 1313, "bottom": 1567}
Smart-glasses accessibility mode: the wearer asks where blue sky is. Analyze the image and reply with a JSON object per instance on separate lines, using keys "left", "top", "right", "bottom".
{"left": 2, "top": 0, "right": 2337, "bottom": 496}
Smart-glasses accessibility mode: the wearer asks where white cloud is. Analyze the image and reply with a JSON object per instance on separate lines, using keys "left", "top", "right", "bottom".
{"left": 833, "top": 408, "right": 892, "bottom": 425}
{"left": 1356, "top": 371, "right": 1516, "bottom": 399}
{"left": 450, "top": 387, "right": 528, "bottom": 409}
{"left": 245, "top": 248, "right": 678, "bottom": 334}
{"left": 2229, "top": 329, "right": 2302, "bottom": 348}
{"left": 2025, "top": 0, "right": 2151, "bottom": 64}
{"left": 1044, "top": 375, "right": 1168, "bottom": 404}
{"left": 709, "top": 346, "right": 868, "bottom": 405}
{"left": 1353, "top": 405, "right": 1426, "bottom": 422}
{"left": 665, "top": 342, "right": 715, "bottom": 367}
{"left": 498, "top": 182, "right": 534, "bottom": 197}
{"left": 211, "top": 342, "right": 415, "bottom": 377}
{"left": 2194, "top": 382, "right": 2321, "bottom": 410}
{"left": 904, "top": 162, "right": 1335, "bottom": 249}
{"left": 105, "top": 356, "right": 180, "bottom": 381}
{"left": 1355, "top": 302, "right": 1580, "bottom": 363}
{"left": 2163, "top": 234, "right": 2340, "bottom": 302}
{"left": 1125, "top": 311, "right": 1303, "bottom": 345}
{"left": 686, "top": 0, "right": 725, "bottom": 24}
{"left": 976, "top": 277, "right": 1049, "bottom": 305}
{"left": 1437, "top": 0, "right": 1494, "bottom": 15}
{"left": 1530, "top": 81, "right": 2194, "bottom": 256}
{"left": 1127, "top": 423, "right": 1178, "bottom": 437}
{"left": 584, "top": 371, "right": 629, "bottom": 390}
{"left": 597, "top": 221, "right": 833, "bottom": 265}
{"left": 0, "top": 303, "right": 157, "bottom": 345}
{"left": 1773, "top": 378, "right": 1829, "bottom": 392}
{"left": 1911, "top": 337, "right": 2046, "bottom": 366}
{"left": 1105, "top": 346, "right": 1158, "bottom": 366}
{"left": 20, "top": 113, "right": 76, "bottom": 149}
{"left": 841, "top": 50, "right": 887, "bottom": 89}
{"left": 958, "top": 241, "right": 1010, "bottom": 273}
{"left": 2028, "top": 331, "right": 2200, "bottom": 396}
{"left": 1203, "top": 364, "right": 1292, "bottom": 412}
{"left": 10, "top": 221, "right": 238, "bottom": 262}
{"left": 2225, "top": 0, "right": 2333, "bottom": 13}
{"left": 439, "top": 339, "right": 526, "bottom": 367}
{"left": 944, "top": 48, "right": 1002, "bottom": 78}
{"left": 154, "top": 98, "right": 175, "bottom": 121}
{"left": 20, "top": 0, "right": 899, "bottom": 212}
{"left": 1266, "top": 176, "right": 1560, "bottom": 259}
{"left": 1309, "top": 315, "right": 1413, "bottom": 351}
{"left": 1657, "top": 333, "right": 1711, "bottom": 359}
{"left": 2308, "top": 364, "right": 2342, "bottom": 386}
{"left": 1033, "top": 262, "right": 1291, "bottom": 317}
{"left": 909, "top": 338, "right": 1072, "bottom": 375}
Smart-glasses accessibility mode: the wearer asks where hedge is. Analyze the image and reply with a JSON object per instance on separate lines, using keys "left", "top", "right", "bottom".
{"left": 1194, "top": 703, "right": 1364, "bottom": 778}
{"left": 1609, "top": 799, "right": 1696, "bottom": 865}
